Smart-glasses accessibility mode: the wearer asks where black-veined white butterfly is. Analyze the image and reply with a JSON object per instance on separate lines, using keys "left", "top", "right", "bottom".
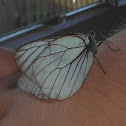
{"left": 15, "top": 31, "right": 115, "bottom": 100}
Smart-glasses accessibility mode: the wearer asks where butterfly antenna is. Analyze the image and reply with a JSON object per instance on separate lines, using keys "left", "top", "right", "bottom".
{"left": 96, "top": 31, "right": 114, "bottom": 45}
{"left": 103, "top": 40, "right": 120, "bottom": 51}
{"left": 97, "top": 32, "right": 120, "bottom": 51}
{"left": 104, "top": 39, "right": 113, "bottom": 44}
{"left": 94, "top": 55, "right": 106, "bottom": 74}
{"left": 97, "top": 34, "right": 119, "bottom": 51}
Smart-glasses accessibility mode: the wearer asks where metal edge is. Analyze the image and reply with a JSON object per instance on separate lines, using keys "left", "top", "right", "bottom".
{"left": 65, "top": 2, "right": 102, "bottom": 17}
{"left": 0, "top": 1, "right": 103, "bottom": 43}
{"left": 0, "top": 24, "right": 44, "bottom": 42}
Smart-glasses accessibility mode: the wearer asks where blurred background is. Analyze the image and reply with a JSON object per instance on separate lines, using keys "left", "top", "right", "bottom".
{"left": 0, "top": 0, "right": 126, "bottom": 48}
{"left": 0, "top": 0, "right": 98, "bottom": 37}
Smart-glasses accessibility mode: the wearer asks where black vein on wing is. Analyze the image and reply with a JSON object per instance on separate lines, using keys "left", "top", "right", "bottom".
{"left": 35, "top": 52, "right": 65, "bottom": 77}
{"left": 39, "top": 52, "right": 64, "bottom": 89}
{"left": 17, "top": 42, "right": 49, "bottom": 51}
{"left": 26, "top": 60, "right": 48, "bottom": 95}
{"left": 16, "top": 47, "right": 39, "bottom": 64}
{"left": 50, "top": 44, "right": 85, "bottom": 49}
{"left": 20, "top": 45, "right": 49, "bottom": 73}
{"left": 69, "top": 50, "right": 88, "bottom": 97}
{"left": 35, "top": 46, "right": 85, "bottom": 90}
{"left": 38, "top": 50, "right": 66, "bottom": 58}
{"left": 62, "top": 51, "right": 85, "bottom": 97}
{"left": 16, "top": 43, "right": 49, "bottom": 60}
{"left": 58, "top": 51, "right": 85, "bottom": 99}
{"left": 57, "top": 64, "right": 71, "bottom": 99}
{"left": 39, "top": 68, "right": 59, "bottom": 89}
{"left": 19, "top": 47, "right": 40, "bottom": 69}
{"left": 31, "top": 57, "right": 46, "bottom": 75}
{"left": 22, "top": 72, "right": 46, "bottom": 98}
{"left": 48, "top": 69, "right": 62, "bottom": 97}
{"left": 37, "top": 48, "right": 86, "bottom": 95}
{"left": 50, "top": 44, "right": 69, "bottom": 49}
{"left": 46, "top": 52, "right": 65, "bottom": 92}
{"left": 39, "top": 48, "right": 85, "bottom": 98}
{"left": 15, "top": 50, "right": 26, "bottom": 60}
{"left": 75, "top": 36, "right": 86, "bottom": 45}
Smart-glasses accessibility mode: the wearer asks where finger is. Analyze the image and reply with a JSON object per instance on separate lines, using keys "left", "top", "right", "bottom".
{"left": 0, "top": 47, "right": 19, "bottom": 79}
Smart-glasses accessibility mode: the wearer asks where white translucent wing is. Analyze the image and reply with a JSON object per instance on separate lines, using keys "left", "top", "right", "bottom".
{"left": 33, "top": 49, "right": 93, "bottom": 100}
{"left": 31, "top": 36, "right": 91, "bottom": 100}
{"left": 15, "top": 40, "right": 54, "bottom": 80}
{"left": 17, "top": 74, "right": 48, "bottom": 99}
{"left": 15, "top": 39, "right": 54, "bottom": 99}
{"left": 16, "top": 35, "right": 90, "bottom": 100}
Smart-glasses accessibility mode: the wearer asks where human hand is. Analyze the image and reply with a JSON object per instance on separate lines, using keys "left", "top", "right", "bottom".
{"left": 0, "top": 30, "right": 126, "bottom": 126}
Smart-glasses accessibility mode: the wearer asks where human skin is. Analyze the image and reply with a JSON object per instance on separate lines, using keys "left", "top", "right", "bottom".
{"left": 0, "top": 30, "right": 126, "bottom": 126}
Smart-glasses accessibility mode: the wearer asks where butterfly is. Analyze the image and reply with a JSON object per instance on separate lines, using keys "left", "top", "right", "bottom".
{"left": 15, "top": 31, "right": 116, "bottom": 100}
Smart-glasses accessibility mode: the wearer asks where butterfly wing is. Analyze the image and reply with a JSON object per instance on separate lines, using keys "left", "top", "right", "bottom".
{"left": 16, "top": 34, "right": 93, "bottom": 100}
{"left": 31, "top": 35, "right": 92, "bottom": 100}
{"left": 33, "top": 49, "right": 93, "bottom": 100}
{"left": 15, "top": 39, "right": 53, "bottom": 99}
{"left": 15, "top": 39, "right": 55, "bottom": 80}
{"left": 18, "top": 74, "right": 49, "bottom": 99}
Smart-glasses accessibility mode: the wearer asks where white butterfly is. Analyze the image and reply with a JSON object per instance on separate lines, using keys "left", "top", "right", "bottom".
{"left": 15, "top": 31, "right": 98, "bottom": 100}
